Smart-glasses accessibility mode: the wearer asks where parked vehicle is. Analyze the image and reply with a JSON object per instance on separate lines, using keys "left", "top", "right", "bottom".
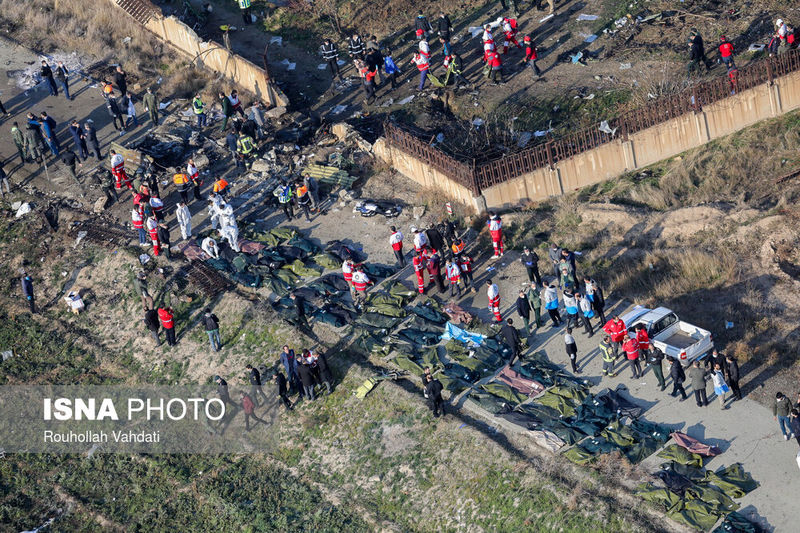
{"left": 620, "top": 305, "right": 713, "bottom": 365}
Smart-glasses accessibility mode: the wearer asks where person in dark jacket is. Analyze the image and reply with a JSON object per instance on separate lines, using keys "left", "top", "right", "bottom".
{"left": 688, "top": 360, "right": 707, "bottom": 407}
{"left": 502, "top": 318, "right": 522, "bottom": 365}
{"left": 240, "top": 392, "right": 267, "bottom": 431}
{"left": 289, "top": 292, "right": 310, "bottom": 332}
{"left": 203, "top": 308, "right": 221, "bottom": 351}
{"left": 516, "top": 289, "right": 532, "bottom": 336}
{"left": 113, "top": 66, "right": 128, "bottom": 98}
{"left": 348, "top": 33, "right": 365, "bottom": 61}
{"left": 157, "top": 223, "right": 171, "bottom": 259}
{"left": 321, "top": 38, "right": 341, "bottom": 81}
{"left": 143, "top": 304, "right": 160, "bottom": 345}
{"left": 68, "top": 120, "right": 88, "bottom": 161}
{"left": 54, "top": 61, "right": 71, "bottom": 100}
{"left": 424, "top": 374, "right": 445, "bottom": 417}
{"left": 564, "top": 328, "right": 579, "bottom": 373}
{"left": 724, "top": 354, "right": 742, "bottom": 400}
{"left": 365, "top": 47, "right": 384, "bottom": 87}
{"left": 688, "top": 29, "right": 712, "bottom": 75}
{"left": 426, "top": 226, "right": 445, "bottom": 255}
{"left": 214, "top": 375, "right": 237, "bottom": 409}
{"left": 316, "top": 351, "right": 334, "bottom": 394}
{"left": 273, "top": 371, "right": 292, "bottom": 410}
{"left": 40, "top": 60, "right": 58, "bottom": 96}
{"left": 59, "top": 150, "right": 82, "bottom": 187}
{"left": 84, "top": 121, "right": 102, "bottom": 159}
{"left": 414, "top": 11, "right": 432, "bottom": 40}
{"left": 520, "top": 247, "right": 541, "bottom": 285}
{"left": 789, "top": 409, "right": 800, "bottom": 447}
{"left": 246, "top": 364, "right": 269, "bottom": 406}
{"left": 647, "top": 348, "right": 666, "bottom": 391}
{"left": 704, "top": 349, "right": 726, "bottom": 374}
{"left": 296, "top": 359, "right": 316, "bottom": 401}
{"left": 219, "top": 92, "right": 234, "bottom": 132}
{"left": 21, "top": 273, "right": 35, "bottom": 313}
{"left": 104, "top": 92, "right": 125, "bottom": 133}
{"left": 669, "top": 358, "right": 688, "bottom": 400}
{"left": 436, "top": 12, "right": 453, "bottom": 41}
{"left": 773, "top": 392, "right": 793, "bottom": 440}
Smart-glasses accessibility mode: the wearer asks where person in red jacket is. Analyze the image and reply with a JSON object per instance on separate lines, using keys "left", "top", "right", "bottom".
{"left": 389, "top": 226, "right": 405, "bottom": 266}
{"left": 240, "top": 392, "right": 267, "bottom": 431}
{"left": 718, "top": 35, "right": 735, "bottom": 69}
{"left": 602, "top": 315, "right": 626, "bottom": 358}
{"left": 635, "top": 324, "right": 650, "bottom": 358}
{"left": 523, "top": 36, "right": 541, "bottom": 77}
{"left": 158, "top": 306, "right": 176, "bottom": 346}
{"left": 486, "top": 279, "right": 501, "bottom": 322}
{"left": 485, "top": 48, "right": 504, "bottom": 84}
{"left": 622, "top": 333, "right": 641, "bottom": 379}
{"left": 487, "top": 212, "right": 503, "bottom": 257}
{"left": 412, "top": 250, "right": 426, "bottom": 294}
{"left": 458, "top": 253, "right": 476, "bottom": 292}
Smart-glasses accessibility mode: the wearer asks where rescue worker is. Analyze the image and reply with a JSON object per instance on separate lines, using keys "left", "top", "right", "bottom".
{"left": 412, "top": 250, "right": 426, "bottom": 295}
{"left": 110, "top": 150, "right": 132, "bottom": 190}
{"left": 458, "top": 252, "right": 476, "bottom": 292}
{"left": 202, "top": 235, "right": 220, "bottom": 259}
{"left": 486, "top": 279, "right": 502, "bottom": 322}
{"left": 488, "top": 212, "right": 503, "bottom": 257}
{"left": 84, "top": 121, "right": 101, "bottom": 159}
{"left": 390, "top": 226, "right": 405, "bottom": 266}
{"left": 504, "top": 318, "right": 523, "bottom": 365}
{"left": 348, "top": 32, "right": 365, "bottom": 61}
{"left": 718, "top": 35, "right": 735, "bottom": 69}
{"left": 482, "top": 25, "right": 494, "bottom": 48}
{"left": 176, "top": 201, "right": 192, "bottom": 240}
{"left": 543, "top": 282, "right": 561, "bottom": 326}
{"left": 11, "top": 122, "right": 25, "bottom": 163}
{"left": 524, "top": 36, "right": 542, "bottom": 78}
{"left": 670, "top": 358, "right": 688, "bottom": 400}
{"left": 525, "top": 282, "right": 542, "bottom": 329}
{"left": 501, "top": 17, "right": 521, "bottom": 54}
{"left": 173, "top": 172, "right": 192, "bottom": 204}
{"left": 158, "top": 306, "right": 176, "bottom": 346}
{"left": 208, "top": 194, "right": 222, "bottom": 230}
{"left": 688, "top": 28, "right": 712, "bottom": 75}
{"left": 219, "top": 91, "right": 234, "bottom": 132}
{"left": 426, "top": 251, "right": 445, "bottom": 293}
{"left": 357, "top": 60, "right": 377, "bottom": 105}
{"left": 275, "top": 181, "right": 294, "bottom": 220}
{"left": 219, "top": 203, "right": 240, "bottom": 253}
{"left": 212, "top": 176, "right": 229, "bottom": 199}
{"left": 413, "top": 227, "right": 429, "bottom": 252}
{"left": 68, "top": 119, "right": 88, "bottom": 161}
{"left": 602, "top": 315, "right": 626, "bottom": 358}
{"left": 647, "top": 347, "right": 666, "bottom": 391}
{"left": 23, "top": 122, "right": 44, "bottom": 164}
{"left": 149, "top": 193, "right": 165, "bottom": 221}
{"left": 187, "top": 158, "right": 203, "bottom": 201}
{"left": 144, "top": 304, "right": 160, "bottom": 345}
{"left": 321, "top": 38, "right": 341, "bottom": 81}
{"left": 146, "top": 215, "right": 160, "bottom": 256}
{"left": 342, "top": 259, "right": 356, "bottom": 297}
{"left": 303, "top": 174, "right": 319, "bottom": 211}
{"left": 450, "top": 237, "right": 465, "bottom": 258}
{"left": 413, "top": 46, "right": 430, "bottom": 92}
{"left": 635, "top": 324, "right": 651, "bottom": 358}
{"left": 445, "top": 259, "right": 462, "bottom": 297}
{"left": 238, "top": 0, "right": 252, "bottom": 25}
{"left": 623, "top": 333, "right": 642, "bottom": 379}
{"left": 236, "top": 132, "right": 255, "bottom": 169}
{"left": 424, "top": 374, "right": 445, "bottom": 418}
{"left": 295, "top": 181, "right": 312, "bottom": 221}
{"left": 352, "top": 266, "right": 371, "bottom": 307}
{"left": 599, "top": 335, "right": 616, "bottom": 377}
{"left": 192, "top": 94, "right": 207, "bottom": 128}
{"left": 486, "top": 47, "right": 504, "bottom": 84}
{"left": 143, "top": 87, "right": 159, "bottom": 126}
{"left": 132, "top": 208, "right": 147, "bottom": 245}
{"left": 520, "top": 246, "right": 541, "bottom": 284}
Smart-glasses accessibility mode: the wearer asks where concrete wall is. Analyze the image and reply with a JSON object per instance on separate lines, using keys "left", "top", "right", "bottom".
{"left": 382, "top": 69, "right": 800, "bottom": 211}
{"left": 480, "top": 69, "right": 800, "bottom": 209}
{"left": 112, "top": 1, "right": 288, "bottom": 108}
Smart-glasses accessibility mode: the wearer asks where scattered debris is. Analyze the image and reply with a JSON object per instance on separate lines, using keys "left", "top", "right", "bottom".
{"left": 353, "top": 200, "right": 403, "bottom": 218}
{"left": 748, "top": 43, "right": 766, "bottom": 52}
{"left": 74, "top": 231, "right": 88, "bottom": 248}
{"left": 620, "top": 63, "right": 632, "bottom": 70}
{"left": 472, "top": 118, "right": 485, "bottom": 127}
{"left": 517, "top": 132, "right": 532, "bottom": 148}
{"left": 577, "top": 14, "right": 599, "bottom": 21}
{"left": 331, "top": 105, "right": 348, "bottom": 115}
{"left": 1, "top": 350, "right": 14, "bottom": 361}
{"left": 139, "top": 254, "right": 150, "bottom": 265}
{"left": 599, "top": 120, "right": 617, "bottom": 135}
{"left": 584, "top": 34, "right": 598, "bottom": 43}
{"left": 397, "top": 95, "right": 415, "bottom": 105}
{"left": 14, "top": 202, "right": 32, "bottom": 218}
{"left": 615, "top": 17, "right": 628, "bottom": 28}
{"left": 412, "top": 206, "right": 426, "bottom": 219}
{"left": 317, "top": 64, "right": 328, "bottom": 70}
{"left": 270, "top": 36, "right": 282, "bottom": 46}
{"left": 305, "top": 163, "right": 357, "bottom": 188}
{"left": 539, "top": 14, "right": 554, "bottom": 23}
{"left": 11, "top": 51, "right": 84, "bottom": 89}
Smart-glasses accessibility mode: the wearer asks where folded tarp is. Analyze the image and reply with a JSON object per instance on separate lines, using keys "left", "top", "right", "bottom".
{"left": 408, "top": 316, "right": 444, "bottom": 334}
{"left": 631, "top": 419, "right": 672, "bottom": 444}
{"left": 535, "top": 391, "right": 578, "bottom": 417}
{"left": 366, "top": 291, "right": 405, "bottom": 308}
{"left": 243, "top": 226, "right": 296, "bottom": 246}
{"left": 366, "top": 303, "right": 407, "bottom": 318}
{"left": 312, "top": 252, "right": 342, "bottom": 270}
{"left": 685, "top": 483, "right": 739, "bottom": 514}
{"left": 281, "top": 259, "right": 323, "bottom": 277}
{"left": 264, "top": 274, "right": 291, "bottom": 296}
{"left": 355, "top": 312, "right": 403, "bottom": 330}
{"left": 496, "top": 365, "right": 546, "bottom": 397}
{"left": 443, "top": 301, "right": 473, "bottom": 324}
{"left": 600, "top": 420, "right": 640, "bottom": 448}
{"left": 712, "top": 511, "right": 759, "bottom": 533}
{"left": 326, "top": 240, "right": 366, "bottom": 263}
{"left": 395, "top": 329, "right": 441, "bottom": 346}
{"left": 408, "top": 301, "right": 449, "bottom": 324}
{"left": 705, "top": 463, "right": 758, "bottom": 499}
{"left": 660, "top": 461, "right": 707, "bottom": 482}
{"left": 549, "top": 383, "right": 589, "bottom": 404}
{"left": 441, "top": 322, "right": 486, "bottom": 345}
{"left": 385, "top": 280, "right": 416, "bottom": 302}
{"left": 481, "top": 382, "right": 529, "bottom": 406}
{"left": 671, "top": 431, "right": 722, "bottom": 457}
{"left": 353, "top": 331, "right": 388, "bottom": 354}
{"left": 623, "top": 437, "right": 661, "bottom": 464}
{"left": 658, "top": 444, "right": 705, "bottom": 468}
{"left": 273, "top": 268, "right": 300, "bottom": 285}
{"left": 578, "top": 436, "right": 623, "bottom": 455}
{"left": 308, "top": 273, "right": 351, "bottom": 294}
{"left": 469, "top": 391, "right": 513, "bottom": 415}
{"left": 287, "top": 236, "right": 320, "bottom": 255}
{"left": 596, "top": 386, "right": 644, "bottom": 419}
{"left": 635, "top": 483, "right": 682, "bottom": 511}
{"left": 420, "top": 347, "right": 441, "bottom": 369}
{"left": 667, "top": 498, "right": 723, "bottom": 532}
{"left": 436, "top": 373, "right": 471, "bottom": 394}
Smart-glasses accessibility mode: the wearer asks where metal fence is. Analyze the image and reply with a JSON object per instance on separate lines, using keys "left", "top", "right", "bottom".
{"left": 386, "top": 49, "right": 800, "bottom": 194}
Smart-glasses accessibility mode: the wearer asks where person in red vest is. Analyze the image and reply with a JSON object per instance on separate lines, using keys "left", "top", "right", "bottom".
{"left": 635, "top": 324, "right": 650, "bottom": 358}
{"left": 158, "top": 306, "right": 176, "bottom": 346}
{"left": 488, "top": 212, "right": 504, "bottom": 257}
{"left": 413, "top": 48, "right": 430, "bottom": 91}
{"left": 602, "top": 315, "right": 626, "bottom": 358}
{"left": 412, "top": 250, "right": 426, "bottom": 295}
{"left": 486, "top": 279, "right": 501, "bottom": 322}
{"left": 110, "top": 150, "right": 132, "bottom": 190}
{"left": 623, "top": 332, "right": 641, "bottom": 379}
{"left": 146, "top": 215, "right": 160, "bottom": 256}
{"left": 131, "top": 208, "right": 146, "bottom": 246}
{"left": 458, "top": 253, "right": 476, "bottom": 292}
{"left": 485, "top": 49, "right": 503, "bottom": 84}
{"left": 718, "top": 35, "right": 735, "bottom": 69}
{"left": 389, "top": 226, "right": 405, "bottom": 266}
{"left": 351, "top": 266, "right": 371, "bottom": 307}
{"left": 523, "top": 36, "right": 542, "bottom": 78}
{"left": 501, "top": 17, "right": 521, "bottom": 54}
{"left": 342, "top": 259, "right": 355, "bottom": 297}
{"left": 445, "top": 259, "right": 461, "bottom": 297}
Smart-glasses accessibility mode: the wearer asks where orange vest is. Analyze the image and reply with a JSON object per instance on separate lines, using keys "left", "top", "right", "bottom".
{"left": 213, "top": 179, "right": 228, "bottom": 193}
{"left": 158, "top": 308, "right": 174, "bottom": 329}
{"left": 173, "top": 173, "right": 189, "bottom": 185}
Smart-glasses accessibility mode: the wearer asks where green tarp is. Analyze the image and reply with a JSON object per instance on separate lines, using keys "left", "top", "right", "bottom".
{"left": 685, "top": 483, "right": 739, "bottom": 514}
{"left": 481, "top": 382, "right": 528, "bottom": 406}
{"left": 353, "top": 332, "right": 386, "bottom": 354}
{"left": 542, "top": 421, "right": 584, "bottom": 445}
{"left": 362, "top": 263, "right": 397, "bottom": 279}
{"left": 243, "top": 226, "right": 297, "bottom": 246}
{"left": 355, "top": 312, "right": 403, "bottom": 330}
{"left": 469, "top": 392, "right": 512, "bottom": 414}
{"left": 287, "top": 236, "right": 320, "bottom": 255}
{"left": 366, "top": 291, "right": 406, "bottom": 308}
{"left": 705, "top": 463, "right": 759, "bottom": 499}
{"left": 273, "top": 268, "right": 300, "bottom": 285}
{"left": 264, "top": 274, "right": 291, "bottom": 297}
{"left": 283, "top": 259, "right": 324, "bottom": 277}
{"left": 534, "top": 391, "right": 577, "bottom": 417}
{"left": 562, "top": 446, "right": 596, "bottom": 465}
{"left": 623, "top": 437, "right": 661, "bottom": 464}
{"left": 312, "top": 252, "right": 342, "bottom": 270}
{"left": 631, "top": 419, "right": 672, "bottom": 444}
{"left": 667, "top": 498, "right": 723, "bottom": 531}
{"left": 393, "top": 354, "right": 424, "bottom": 375}
{"left": 661, "top": 461, "right": 707, "bottom": 481}
{"left": 421, "top": 347, "right": 441, "bottom": 369}
{"left": 579, "top": 437, "right": 622, "bottom": 455}
{"left": 408, "top": 302, "right": 449, "bottom": 324}
{"left": 395, "top": 329, "right": 440, "bottom": 346}
{"left": 635, "top": 483, "right": 683, "bottom": 511}
{"left": 658, "top": 444, "right": 705, "bottom": 468}
{"left": 365, "top": 303, "right": 407, "bottom": 318}
{"left": 385, "top": 280, "right": 415, "bottom": 302}
{"left": 712, "top": 511, "right": 758, "bottom": 533}
{"left": 600, "top": 420, "right": 640, "bottom": 448}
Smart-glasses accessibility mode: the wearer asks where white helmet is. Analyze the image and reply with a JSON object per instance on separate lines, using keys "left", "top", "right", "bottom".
{"left": 776, "top": 18, "right": 784, "bottom": 27}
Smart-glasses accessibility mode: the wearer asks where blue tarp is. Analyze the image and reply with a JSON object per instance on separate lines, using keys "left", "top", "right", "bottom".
{"left": 441, "top": 322, "right": 486, "bottom": 346}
